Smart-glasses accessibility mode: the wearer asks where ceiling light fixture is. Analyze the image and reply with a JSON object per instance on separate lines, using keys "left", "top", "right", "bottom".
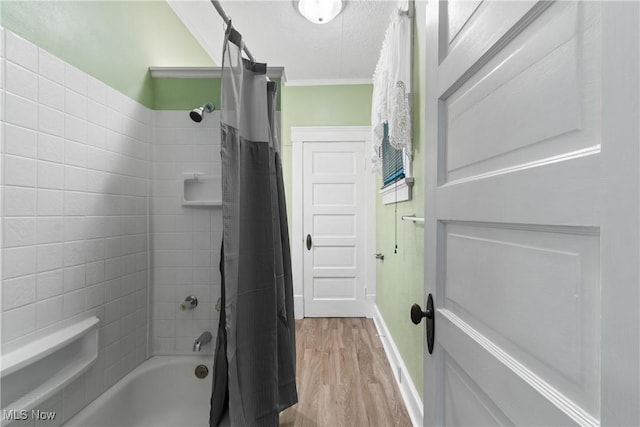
{"left": 297, "top": 0, "right": 343, "bottom": 24}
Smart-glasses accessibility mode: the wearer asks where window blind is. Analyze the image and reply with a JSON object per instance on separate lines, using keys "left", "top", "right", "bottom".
{"left": 381, "top": 122, "right": 405, "bottom": 186}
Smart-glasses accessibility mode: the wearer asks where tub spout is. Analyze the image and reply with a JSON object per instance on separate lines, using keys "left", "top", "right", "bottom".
{"left": 193, "top": 331, "right": 212, "bottom": 352}
{"left": 180, "top": 295, "right": 198, "bottom": 311}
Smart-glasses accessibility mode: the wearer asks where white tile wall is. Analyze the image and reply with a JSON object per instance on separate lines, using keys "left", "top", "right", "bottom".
{"left": 6, "top": 61, "right": 37, "bottom": 101}
{"left": 5, "top": 30, "right": 38, "bottom": 72}
{"left": 6, "top": 124, "right": 38, "bottom": 158}
{"left": 1, "top": 28, "right": 150, "bottom": 425}
{"left": 1, "top": 27, "right": 225, "bottom": 425}
{"left": 3, "top": 275, "right": 36, "bottom": 310}
{"left": 38, "top": 49, "right": 65, "bottom": 85}
{"left": 39, "top": 76, "right": 65, "bottom": 111}
{"left": 1, "top": 28, "right": 4, "bottom": 325}
{"left": 151, "top": 110, "right": 222, "bottom": 355}
{"left": 4, "top": 217, "right": 36, "bottom": 247}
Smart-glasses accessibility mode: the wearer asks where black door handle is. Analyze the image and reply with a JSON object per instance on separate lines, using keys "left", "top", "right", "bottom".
{"left": 306, "top": 234, "right": 312, "bottom": 250}
{"left": 410, "top": 293, "right": 435, "bottom": 354}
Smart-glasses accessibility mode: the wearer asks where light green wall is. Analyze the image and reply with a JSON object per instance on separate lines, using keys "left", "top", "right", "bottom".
{"left": 0, "top": 0, "right": 214, "bottom": 108}
{"left": 152, "top": 78, "right": 282, "bottom": 111}
{"left": 375, "top": 1, "right": 427, "bottom": 399}
{"left": 280, "top": 84, "right": 373, "bottom": 216}
{"left": 153, "top": 78, "right": 222, "bottom": 111}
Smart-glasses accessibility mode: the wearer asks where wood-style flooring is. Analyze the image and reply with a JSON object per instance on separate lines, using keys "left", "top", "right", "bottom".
{"left": 280, "top": 318, "right": 412, "bottom": 427}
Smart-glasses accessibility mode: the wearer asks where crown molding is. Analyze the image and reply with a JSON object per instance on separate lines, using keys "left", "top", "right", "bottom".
{"left": 284, "top": 78, "right": 373, "bottom": 87}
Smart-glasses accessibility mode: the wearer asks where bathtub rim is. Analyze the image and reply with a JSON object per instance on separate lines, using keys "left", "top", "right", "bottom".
{"left": 63, "top": 355, "right": 213, "bottom": 427}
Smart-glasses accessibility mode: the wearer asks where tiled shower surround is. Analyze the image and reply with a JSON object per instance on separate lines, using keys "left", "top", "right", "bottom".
{"left": 150, "top": 111, "right": 221, "bottom": 356}
{"left": 0, "top": 28, "right": 221, "bottom": 424}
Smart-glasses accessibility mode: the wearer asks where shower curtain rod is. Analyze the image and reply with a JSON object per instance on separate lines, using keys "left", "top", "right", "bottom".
{"left": 210, "top": 0, "right": 256, "bottom": 62}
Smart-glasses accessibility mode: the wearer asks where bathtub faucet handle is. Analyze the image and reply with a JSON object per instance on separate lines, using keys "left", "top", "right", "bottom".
{"left": 180, "top": 295, "right": 198, "bottom": 311}
{"left": 193, "top": 331, "right": 213, "bottom": 352}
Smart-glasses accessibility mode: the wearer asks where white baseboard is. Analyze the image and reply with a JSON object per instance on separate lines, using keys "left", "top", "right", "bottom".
{"left": 372, "top": 305, "right": 424, "bottom": 427}
{"left": 366, "top": 295, "right": 376, "bottom": 318}
{"left": 294, "top": 295, "right": 304, "bottom": 319}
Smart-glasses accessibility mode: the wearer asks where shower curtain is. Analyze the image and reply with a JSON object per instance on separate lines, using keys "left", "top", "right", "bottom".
{"left": 210, "top": 27, "right": 298, "bottom": 427}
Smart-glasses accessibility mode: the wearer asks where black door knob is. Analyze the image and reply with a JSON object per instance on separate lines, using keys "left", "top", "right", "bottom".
{"left": 410, "top": 294, "right": 435, "bottom": 355}
{"left": 410, "top": 303, "right": 432, "bottom": 324}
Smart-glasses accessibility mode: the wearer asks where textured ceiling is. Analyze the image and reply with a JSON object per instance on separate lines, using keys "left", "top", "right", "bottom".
{"left": 167, "top": 0, "right": 399, "bottom": 85}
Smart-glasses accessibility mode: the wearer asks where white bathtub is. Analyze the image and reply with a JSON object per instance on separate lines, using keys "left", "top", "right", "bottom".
{"left": 64, "top": 356, "right": 213, "bottom": 427}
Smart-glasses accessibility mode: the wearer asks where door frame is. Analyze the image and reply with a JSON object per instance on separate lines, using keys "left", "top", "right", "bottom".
{"left": 291, "top": 126, "right": 376, "bottom": 319}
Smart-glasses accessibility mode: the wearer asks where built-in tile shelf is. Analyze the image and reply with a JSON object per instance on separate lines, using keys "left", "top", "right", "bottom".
{"left": 1, "top": 317, "right": 100, "bottom": 424}
{"left": 149, "top": 66, "right": 286, "bottom": 83}
{"left": 182, "top": 172, "right": 222, "bottom": 207}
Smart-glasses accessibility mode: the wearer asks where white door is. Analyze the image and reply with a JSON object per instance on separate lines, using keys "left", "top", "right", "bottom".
{"left": 423, "top": 1, "right": 639, "bottom": 426}
{"left": 302, "top": 141, "right": 367, "bottom": 317}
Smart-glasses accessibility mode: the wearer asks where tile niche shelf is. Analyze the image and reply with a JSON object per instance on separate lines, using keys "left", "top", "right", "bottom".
{"left": 183, "top": 172, "right": 222, "bottom": 207}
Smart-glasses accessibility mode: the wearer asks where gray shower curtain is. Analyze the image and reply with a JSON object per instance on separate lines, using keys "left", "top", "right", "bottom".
{"left": 209, "top": 27, "right": 297, "bottom": 427}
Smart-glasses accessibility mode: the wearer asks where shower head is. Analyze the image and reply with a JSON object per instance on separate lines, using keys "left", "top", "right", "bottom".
{"left": 189, "top": 103, "right": 215, "bottom": 123}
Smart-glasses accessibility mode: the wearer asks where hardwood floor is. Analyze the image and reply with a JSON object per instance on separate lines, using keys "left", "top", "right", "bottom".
{"left": 280, "top": 318, "right": 412, "bottom": 427}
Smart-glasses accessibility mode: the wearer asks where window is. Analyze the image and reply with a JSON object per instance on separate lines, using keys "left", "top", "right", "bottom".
{"left": 381, "top": 122, "right": 405, "bottom": 187}
{"left": 371, "top": 7, "right": 413, "bottom": 204}
{"left": 378, "top": 121, "right": 413, "bottom": 204}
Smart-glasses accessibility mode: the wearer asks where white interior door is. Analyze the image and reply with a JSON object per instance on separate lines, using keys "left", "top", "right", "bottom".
{"left": 423, "top": 1, "right": 639, "bottom": 426}
{"left": 302, "top": 141, "right": 367, "bottom": 317}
